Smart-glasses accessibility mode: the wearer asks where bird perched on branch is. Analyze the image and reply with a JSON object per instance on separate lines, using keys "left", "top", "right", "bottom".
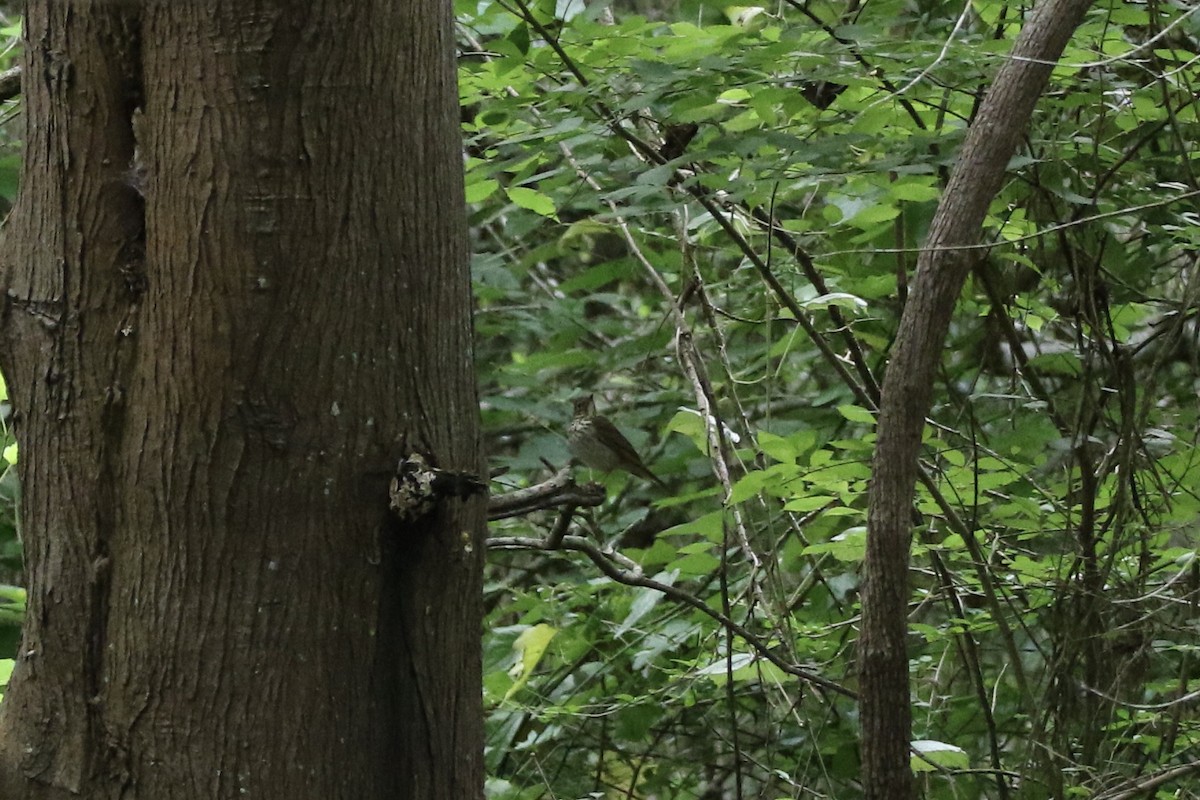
{"left": 568, "top": 395, "right": 667, "bottom": 490}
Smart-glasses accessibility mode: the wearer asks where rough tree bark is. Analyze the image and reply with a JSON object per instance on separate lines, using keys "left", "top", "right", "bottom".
{"left": 0, "top": 2, "right": 484, "bottom": 798}
{"left": 860, "top": 2, "right": 1095, "bottom": 798}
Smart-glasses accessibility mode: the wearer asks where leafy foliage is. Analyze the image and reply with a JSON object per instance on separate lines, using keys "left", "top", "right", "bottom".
{"left": 0, "top": 1, "right": 1194, "bottom": 795}
{"left": 467, "top": 1, "right": 1200, "bottom": 797}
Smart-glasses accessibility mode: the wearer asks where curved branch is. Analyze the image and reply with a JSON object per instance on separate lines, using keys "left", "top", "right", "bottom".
{"left": 860, "top": 2, "right": 1099, "bottom": 798}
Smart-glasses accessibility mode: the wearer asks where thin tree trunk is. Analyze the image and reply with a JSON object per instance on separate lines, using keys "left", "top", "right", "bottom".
{"left": 860, "top": 2, "right": 1095, "bottom": 798}
{"left": 0, "top": 3, "right": 483, "bottom": 798}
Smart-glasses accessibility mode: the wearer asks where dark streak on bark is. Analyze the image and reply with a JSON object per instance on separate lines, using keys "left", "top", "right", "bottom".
{"left": 88, "top": 7, "right": 145, "bottom": 792}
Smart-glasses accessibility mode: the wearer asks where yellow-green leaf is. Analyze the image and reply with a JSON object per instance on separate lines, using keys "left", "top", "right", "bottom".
{"left": 504, "top": 623, "right": 557, "bottom": 701}
{"left": 506, "top": 186, "right": 557, "bottom": 218}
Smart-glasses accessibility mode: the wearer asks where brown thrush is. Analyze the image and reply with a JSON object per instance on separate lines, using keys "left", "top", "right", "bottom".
{"left": 568, "top": 395, "right": 667, "bottom": 490}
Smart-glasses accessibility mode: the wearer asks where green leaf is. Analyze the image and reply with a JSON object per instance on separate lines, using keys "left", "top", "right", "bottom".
{"left": 911, "top": 740, "right": 969, "bottom": 772}
{"left": 614, "top": 575, "right": 673, "bottom": 637}
{"left": 837, "top": 405, "right": 875, "bottom": 424}
{"left": 505, "top": 186, "right": 558, "bottom": 218}
{"left": 729, "top": 469, "right": 768, "bottom": 503}
{"left": 758, "top": 431, "right": 798, "bottom": 463}
{"left": 668, "top": 545, "right": 721, "bottom": 575}
{"left": 465, "top": 178, "right": 500, "bottom": 203}
{"left": 802, "top": 527, "right": 866, "bottom": 562}
{"left": 888, "top": 180, "right": 940, "bottom": 202}
{"left": 696, "top": 653, "right": 789, "bottom": 686}
{"left": 504, "top": 623, "right": 557, "bottom": 701}
{"left": 724, "top": 6, "right": 767, "bottom": 29}
{"left": 802, "top": 292, "right": 867, "bottom": 312}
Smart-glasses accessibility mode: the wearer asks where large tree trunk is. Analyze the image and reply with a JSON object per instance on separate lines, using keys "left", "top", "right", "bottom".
{"left": 0, "top": 3, "right": 484, "bottom": 799}
{"left": 860, "top": 2, "right": 1094, "bottom": 798}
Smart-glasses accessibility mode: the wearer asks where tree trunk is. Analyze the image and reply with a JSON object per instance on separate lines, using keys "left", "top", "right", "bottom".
{"left": 0, "top": 3, "right": 484, "bottom": 799}
{"left": 860, "top": 2, "right": 1095, "bottom": 798}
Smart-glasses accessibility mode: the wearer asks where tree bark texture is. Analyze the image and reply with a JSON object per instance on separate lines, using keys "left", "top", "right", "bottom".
{"left": 860, "top": 2, "right": 1096, "bottom": 798}
{"left": 0, "top": 2, "right": 484, "bottom": 799}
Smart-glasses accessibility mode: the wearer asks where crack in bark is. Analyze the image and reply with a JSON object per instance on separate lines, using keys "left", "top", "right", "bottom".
{"left": 84, "top": 6, "right": 145, "bottom": 793}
